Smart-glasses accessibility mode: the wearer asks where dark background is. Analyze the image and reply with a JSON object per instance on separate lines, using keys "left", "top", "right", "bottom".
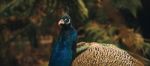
{"left": 138, "top": 0, "right": 150, "bottom": 38}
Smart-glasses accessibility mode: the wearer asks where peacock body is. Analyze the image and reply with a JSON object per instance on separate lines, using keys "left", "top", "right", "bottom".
{"left": 73, "top": 42, "right": 144, "bottom": 66}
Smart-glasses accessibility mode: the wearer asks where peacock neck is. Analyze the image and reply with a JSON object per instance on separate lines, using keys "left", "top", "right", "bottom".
{"left": 50, "top": 25, "right": 77, "bottom": 66}
{"left": 61, "top": 24, "right": 73, "bottom": 30}
{"left": 59, "top": 25, "right": 76, "bottom": 47}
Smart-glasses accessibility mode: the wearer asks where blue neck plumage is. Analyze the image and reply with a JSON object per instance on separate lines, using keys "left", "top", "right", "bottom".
{"left": 49, "top": 25, "right": 77, "bottom": 66}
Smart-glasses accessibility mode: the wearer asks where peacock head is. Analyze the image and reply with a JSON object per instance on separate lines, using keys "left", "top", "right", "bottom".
{"left": 58, "top": 15, "right": 72, "bottom": 27}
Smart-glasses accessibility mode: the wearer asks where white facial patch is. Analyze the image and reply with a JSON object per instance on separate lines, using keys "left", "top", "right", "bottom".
{"left": 66, "top": 19, "right": 70, "bottom": 24}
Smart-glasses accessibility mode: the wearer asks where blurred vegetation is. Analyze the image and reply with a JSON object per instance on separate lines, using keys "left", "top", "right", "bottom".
{"left": 0, "top": 0, "right": 150, "bottom": 66}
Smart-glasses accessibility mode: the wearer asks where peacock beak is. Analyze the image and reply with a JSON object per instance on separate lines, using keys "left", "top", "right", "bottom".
{"left": 58, "top": 19, "right": 64, "bottom": 25}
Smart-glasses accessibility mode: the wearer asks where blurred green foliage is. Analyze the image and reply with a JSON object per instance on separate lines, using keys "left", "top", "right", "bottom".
{"left": 0, "top": 0, "right": 36, "bottom": 16}
{"left": 111, "top": 0, "right": 141, "bottom": 17}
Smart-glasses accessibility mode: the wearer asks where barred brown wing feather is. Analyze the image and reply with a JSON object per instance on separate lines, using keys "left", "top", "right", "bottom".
{"left": 72, "top": 42, "right": 144, "bottom": 66}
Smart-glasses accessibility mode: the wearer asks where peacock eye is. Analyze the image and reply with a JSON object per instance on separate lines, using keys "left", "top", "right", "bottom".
{"left": 65, "top": 19, "right": 70, "bottom": 24}
{"left": 64, "top": 18, "right": 69, "bottom": 22}
{"left": 64, "top": 18, "right": 67, "bottom": 21}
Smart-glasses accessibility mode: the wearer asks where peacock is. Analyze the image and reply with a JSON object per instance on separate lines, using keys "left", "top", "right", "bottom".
{"left": 49, "top": 15, "right": 146, "bottom": 66}
{"left": 49, "top": 14, "right": 77, "bottom": 66}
